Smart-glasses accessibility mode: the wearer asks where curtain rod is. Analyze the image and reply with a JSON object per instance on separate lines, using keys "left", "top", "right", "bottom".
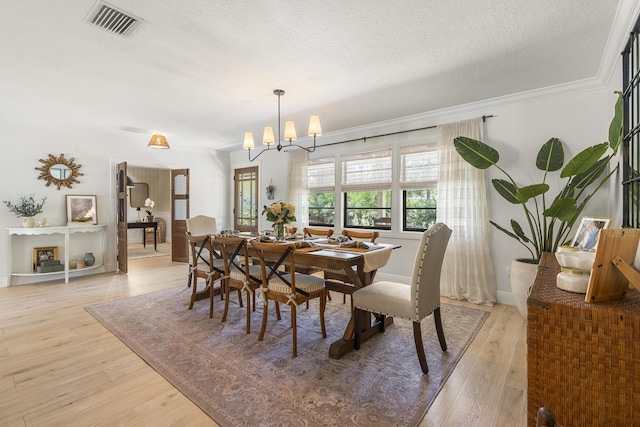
{"left": 309, "top": 114, "right": 494, "bottom": 149}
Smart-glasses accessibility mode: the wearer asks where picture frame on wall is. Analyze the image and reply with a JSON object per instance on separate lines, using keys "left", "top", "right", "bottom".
{"left": 66, "top": 195, "right": 97, "bottom": 225}
{"left": 570, "top": 216, "right": 612, "bottom": 252}
{"left": 33, "top": 246, "right": 58, "bottom": 272}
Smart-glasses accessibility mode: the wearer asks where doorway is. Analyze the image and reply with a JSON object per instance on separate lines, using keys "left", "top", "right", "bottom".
{"left": 234, "top": 166, "right": 259, "bottom": 232}
{"left": 116, "top": 162, "right": 191, "bottom": 273}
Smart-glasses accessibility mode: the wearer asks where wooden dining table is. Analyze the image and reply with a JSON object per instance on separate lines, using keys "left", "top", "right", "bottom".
{"left": 190, "top": 233, "right": 397, "bottom": 359}
{"left": 240, "top": 235, "right": 398, "bottom": 359}
{"left": 290, "top": 244, "right": 397, "bottom": 359}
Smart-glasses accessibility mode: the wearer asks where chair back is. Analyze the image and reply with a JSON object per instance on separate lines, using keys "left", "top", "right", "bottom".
{"left": 186, "top": 233, "right": 214, "bottom": 268}
{"left": 215, "top": 235, "right": 252, "bottom": 281}
{"left": 303, "top": 227, "right": 334, "bottom": 238}
{"left": 186, "top": 215, "right": 217, "bottom": 236}
{"left": 411, "top": 223, "right": 452, "bottom": 319}
{"left": 250, "top": 241, "right": 297, "bottom": 293}
{"left": 342, "top": 229, "right": 379, "bottom": 242}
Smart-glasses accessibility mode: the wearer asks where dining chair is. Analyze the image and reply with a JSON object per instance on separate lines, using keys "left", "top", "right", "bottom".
{"left": 186, "top": 233, "right": 225, "bottom": 318}
{"left": 186, "top": 215, "right": 217, "bottom": 236}
{"left": 325, "top": 229, "right": 379, "bottom": 304}
{"left": 286, "top": 226, "right": 297, "bottom": 235}
{"left": 303, "top": 227, "right": 334, "bottom": 238}
{"left": 342, "top": 229, "right": 379, "bottom": 242}
{"left": 215, "top": 235, "right": 267, "bottom": 334}
{"left": 185, "top": 215, "right": 223, "bottom": 299}
{"left": 250, "top": 240, "right": 327, "bottom": 357}
{"left": 352, "top": 223, "right": 451, "bottom": 374}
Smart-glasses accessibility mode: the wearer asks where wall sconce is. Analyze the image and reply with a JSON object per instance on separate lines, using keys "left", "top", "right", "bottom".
{"left": 266, "top": 180, "right": 275, "bottom": 200}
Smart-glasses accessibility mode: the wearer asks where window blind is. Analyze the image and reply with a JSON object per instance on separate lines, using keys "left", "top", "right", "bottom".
{"left": 308, "top": 157, "right": 335, "bottom": 192}
{"left": 400, "top": 144, "right": 438, "bottom": 189}
{"left": 341, "top": 149, "right": 392, "bottom": 192}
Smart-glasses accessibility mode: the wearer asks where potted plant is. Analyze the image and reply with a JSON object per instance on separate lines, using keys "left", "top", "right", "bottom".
{"left": 453, "top": 92, "right": 622, "bottom": 316}
{"left": 3, "top": 194, "right": 47, "bottom": 228}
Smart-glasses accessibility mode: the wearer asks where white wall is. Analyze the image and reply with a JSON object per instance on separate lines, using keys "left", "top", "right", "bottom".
{"left": 0, "top": 122, "right": 230, "bottom": 286}
{"left": 229, "top": 76, "right": 623, "bottom": 305}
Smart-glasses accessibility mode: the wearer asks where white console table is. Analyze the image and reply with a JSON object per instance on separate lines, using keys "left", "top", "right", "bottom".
{"left": 7, "top": 224, "right": 107, "bottom": 285}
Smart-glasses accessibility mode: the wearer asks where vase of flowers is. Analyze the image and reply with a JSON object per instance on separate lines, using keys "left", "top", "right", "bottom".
{"left": 3, "top": 194, "right": 47, "bottom": 228}
{"left": 144, "top": 198, "right": 155, "bottom": 221}
{"left": 262, "top": 201, "right": 296, "bottom": 241}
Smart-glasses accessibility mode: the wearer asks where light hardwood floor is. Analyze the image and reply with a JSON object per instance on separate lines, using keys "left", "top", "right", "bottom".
{"left": 0, "top": 256, "right": 527, "bottom": 426}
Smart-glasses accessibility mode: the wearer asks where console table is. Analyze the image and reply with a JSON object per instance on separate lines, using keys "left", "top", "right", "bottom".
{"left": 527, "top": 252, "right": 640, "bottom": 426}
{"left": 7, "top": 224, "right": 107, "bottom": 285}
{"left": 127, "top": 221, "right": 157, "bottom": 250}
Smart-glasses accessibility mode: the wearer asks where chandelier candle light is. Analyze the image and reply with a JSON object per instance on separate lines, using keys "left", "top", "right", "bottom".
{"left": 243, "top": 89, "right": 322, "bottom": 162}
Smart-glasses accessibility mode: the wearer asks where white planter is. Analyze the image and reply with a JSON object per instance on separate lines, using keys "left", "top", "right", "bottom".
{"left": 510, "top": 258, "right": 539, "bottom": 318}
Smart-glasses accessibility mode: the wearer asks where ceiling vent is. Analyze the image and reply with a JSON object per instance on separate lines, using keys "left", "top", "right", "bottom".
{"left": 85, "top": 1, "right": 142, "bottom": 37}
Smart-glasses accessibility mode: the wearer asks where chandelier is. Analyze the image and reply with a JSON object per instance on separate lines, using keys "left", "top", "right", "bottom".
{"left": 243, "top": 89, "right": 322, "bottom": 161}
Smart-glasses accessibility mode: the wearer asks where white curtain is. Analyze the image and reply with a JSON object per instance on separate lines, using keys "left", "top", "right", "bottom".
{"left": 437, "top": 118, "right": 497, "bottom": 305}
{"left": 287, "top": 149, "right": 309, "bottom": 229}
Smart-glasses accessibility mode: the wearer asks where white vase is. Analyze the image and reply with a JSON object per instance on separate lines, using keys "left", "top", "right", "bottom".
{"left": 510, "top": 258, "right": 539, "bottom": 318}
{"left": 22, "top": 216, "right": 35, "bottom": 228}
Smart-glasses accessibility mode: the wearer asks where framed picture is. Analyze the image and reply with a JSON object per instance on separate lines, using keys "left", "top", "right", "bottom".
{"left": 571, "top": 216, "right": 612, "bottom": 252}
{"left": 33, "top": 246, "right": 58, "bottom": 272}
{"left": 66, "top": 195, "right": 97, "bottom": 225}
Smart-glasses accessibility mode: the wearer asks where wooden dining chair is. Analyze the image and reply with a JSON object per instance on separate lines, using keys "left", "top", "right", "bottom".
{"left": 250, "top": 241, "right": 327, "bottom": 357}
{"left": 215, "top": 235, "right": 267, "bottom": 334}
{"left": 325, "top": 229, "right": 379, "bottom": 304}
{"left": 303, "top": 227, "right": 334, "bottom": 238}
{"left": 342, "top": 229, "right": 379, "bottom": 242}
{"left": 185, "top": 215, "right": 218, "bottom": 291}
{"left": 186, "top": 233, "right": 225, "bottom": 318}
{"left": 353, "top": 223, "right": 452, "bottom": 374}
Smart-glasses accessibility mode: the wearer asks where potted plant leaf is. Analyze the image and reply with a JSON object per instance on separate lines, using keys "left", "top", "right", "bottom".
{"left": 3, "top": 194, "right": 47, "bottom": 228}
{"left": 453, "top": 92, "right": 623, "bottom": 316}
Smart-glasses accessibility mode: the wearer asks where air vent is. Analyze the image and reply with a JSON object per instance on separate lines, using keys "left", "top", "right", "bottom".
{"left": 85, "top": 1, "right": 142, "bottom": 37}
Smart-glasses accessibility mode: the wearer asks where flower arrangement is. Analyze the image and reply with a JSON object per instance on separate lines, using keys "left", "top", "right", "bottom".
{"left": 262, "top": 201, "right": 296, "bottom": 240}
{"left": 144, "top": 198, "right": 155, "bottom": 216}
{"left": 262, "top": 201, "right": 296, "bottom": 225}
{"left": 3, "top": 194, "right": 47, "bottom": 217}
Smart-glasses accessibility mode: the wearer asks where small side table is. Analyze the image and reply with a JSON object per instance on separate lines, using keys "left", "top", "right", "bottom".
{"left": 127, "top": 221, "right": 157, "bottom": 250}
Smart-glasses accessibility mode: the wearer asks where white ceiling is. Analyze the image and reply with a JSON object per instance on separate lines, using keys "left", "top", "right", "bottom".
{"left": 0, "top": 0, "right": 624, "bottom": 151}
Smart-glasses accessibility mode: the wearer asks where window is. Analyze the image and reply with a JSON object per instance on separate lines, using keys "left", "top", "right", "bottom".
{"left": 308, "top": 157, "right": 335, "bottom": 226}
{"left": 400, "top": 144, "right": 438, "bottom": 231}
{"left": 622, "top": 19, "right": 640, "bottom": 228}
{"left": 342, "top": 149, "right": 392, "bottom": 229}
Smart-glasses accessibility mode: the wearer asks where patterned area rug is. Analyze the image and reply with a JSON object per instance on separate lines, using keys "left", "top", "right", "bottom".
{"left": 86, "top": 287, "right": 488, "bottom": 427}
{"left": 127, "top": 243, "right": 171, "bottom": 260}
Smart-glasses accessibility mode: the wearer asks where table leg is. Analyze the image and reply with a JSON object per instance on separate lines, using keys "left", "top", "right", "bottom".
{"left": 154, "top": 224, "right": 157, "bottom": 250}
{"left": 142, "top": 228, "right": 146, "bottom": 248}
{"left": 327, "top": 265, "right": 393, "bottom": 359}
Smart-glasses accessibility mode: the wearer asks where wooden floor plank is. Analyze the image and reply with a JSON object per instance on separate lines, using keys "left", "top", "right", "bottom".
{"left": 0, "top": 255, "right": 527, "bottom": 426}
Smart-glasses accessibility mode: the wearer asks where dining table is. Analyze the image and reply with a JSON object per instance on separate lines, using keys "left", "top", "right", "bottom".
{"left": 238, "top": 233, "right": 399, "bottom": 359}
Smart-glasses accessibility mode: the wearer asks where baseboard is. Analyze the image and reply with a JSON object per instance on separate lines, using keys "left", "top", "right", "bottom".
{"left": 496, "top": 290, "right": 515, "bottom": 306}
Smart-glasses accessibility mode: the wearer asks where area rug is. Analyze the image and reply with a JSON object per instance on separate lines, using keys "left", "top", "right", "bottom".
{"left": 86, "top": 287, "right": 488, "bottom": 427}
{"left": 127, "top": 243, "right": 171, "bottom": 260}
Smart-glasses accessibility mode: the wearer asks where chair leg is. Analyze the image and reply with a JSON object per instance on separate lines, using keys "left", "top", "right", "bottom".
{"left": 327, "top": 291, "right": 332, "bottom": 301}
{"left": 245, "top": 290, "right": 252, "bottom": 334}
{"left": 291, "top": 304, "right": 297, "bottom": 358}
{"left": 237, "top": 289, "right": 244, "bottom": 307}
{"left": 434, "top": 307, "right": 447, "bottom": 351}
{"left": 275, "top": 301, "right": 281, "bottom": 320}
{"left": 188, "top": 273, "right": 197, "bottom": 309}
{"left": 221, "top": 280, "right": 230, "bottom": 322}
{"left": 258, "top": 299, "right": 268, "bottom": 342}
{"left": 319, "top": 291, "right": 327, "bottom": 338}
{"left": 379, "top": 314, "right": 386, "bottom": 332}
{"left": 209, "top": 278, "right": 215, "bottom": 319}
{"left": 354, "top": 308, "right": 362, "bottom": 350}
{"left": 412, "top": 321, "right": 429, "bottom": 374}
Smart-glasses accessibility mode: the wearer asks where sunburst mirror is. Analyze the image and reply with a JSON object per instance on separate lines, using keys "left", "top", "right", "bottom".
{"left": 35, "top": 153, "right": 83, "bottom": 190}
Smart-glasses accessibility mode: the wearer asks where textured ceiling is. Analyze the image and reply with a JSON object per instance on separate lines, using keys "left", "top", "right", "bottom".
{"left": 0, "top": 0, "right": 622, "bottom": 151}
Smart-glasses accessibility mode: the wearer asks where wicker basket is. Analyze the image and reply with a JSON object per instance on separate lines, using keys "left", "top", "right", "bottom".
{"left": 527, "top": 252, "right": 640, "bottom": 426}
